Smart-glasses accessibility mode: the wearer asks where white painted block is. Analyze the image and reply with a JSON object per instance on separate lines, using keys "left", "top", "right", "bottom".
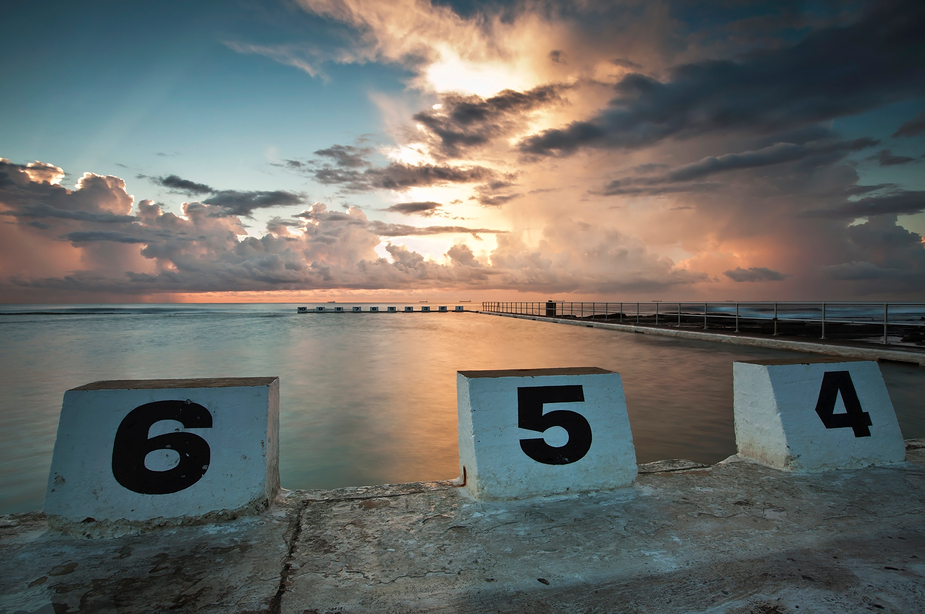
{"left": 370, "top": 306, "right": 379, "bottom": 312}
{"left": 439, "top": 306, "right": 448, "bottom": 312}
{"left": 388, "top": 306, "right": 397, "bottom": 312}
{"left": 733, "top": 359, "right": 905, "bottom": 471}
{"left": 454, "top": 306, "right": 464, "bottom": 312}
{"left": 421, "top": 306, "right": 431, "bottom": 312}
{"left": 457, "top": 367, "right": 636, "bottom": 500}
{"left": 404, "top": 306, "right": 414, "bottom": 312}
{"left": 352, "top": 306, "right": 361, "bottom": 312}
{"left": 44, "top": 377, "right": 280, "bottom": 526}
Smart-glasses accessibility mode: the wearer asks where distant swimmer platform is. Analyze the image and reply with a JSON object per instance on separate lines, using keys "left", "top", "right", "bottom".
{"left": 298, "top": 305, "right": 466, "bottom": 313}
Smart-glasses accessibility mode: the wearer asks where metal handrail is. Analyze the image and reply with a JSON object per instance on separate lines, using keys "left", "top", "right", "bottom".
{"left": 480, "top": 301, "right": 925, "bottom": 345}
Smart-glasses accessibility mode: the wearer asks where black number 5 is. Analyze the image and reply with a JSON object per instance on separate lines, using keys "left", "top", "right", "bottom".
{"left": 112, "top": 400, "right": 213, "bottom": 495}
{"left": 518, "top": 385, "right": 592, "bottom": 465}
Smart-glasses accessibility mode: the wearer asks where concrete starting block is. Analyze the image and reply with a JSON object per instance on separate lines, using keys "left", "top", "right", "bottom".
{"left": 404, "top": 306, "right": 414, "bottom": 312}
{"left": 457, "top": 367, "right": 636, "bottom": 500}
{"left": 334, "top": 306, "right": 344, "bottom": 313}
{"left": 352, "top": 306, "right": 361, "bottom": 312}
{"left": 733, "top": 359, "right": 905, "bottom": 471}
{"left": 315, "top": 306, "right": 325, "bottom": 313}
{"left": 388, "top": 306, "right": 397, "bottom": 313}
{"left": 44, "top": 377, "right": 280, "bottom": 529}
{"left": 454, "top": 306, "right": 464, "bottom": 312}
{"left": 439, "top": 306, "right": 448, "bottom": 312}
{"left": 421, "top": 306, "right": 431, "bottom": 312}
{"left": 370, "top": 306, "right": 379, "bottom": 312}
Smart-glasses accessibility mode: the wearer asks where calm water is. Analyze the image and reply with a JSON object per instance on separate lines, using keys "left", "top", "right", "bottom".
{"left": 1, "top": 303, "right": 923, "bottom": 515}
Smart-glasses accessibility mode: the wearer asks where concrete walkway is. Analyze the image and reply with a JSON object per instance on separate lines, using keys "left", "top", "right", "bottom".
{"left": 478, "top": 311, "right": 925, "bottom": 367}
{"left": 2, "top": 443, "right": 923, "bottom": 613}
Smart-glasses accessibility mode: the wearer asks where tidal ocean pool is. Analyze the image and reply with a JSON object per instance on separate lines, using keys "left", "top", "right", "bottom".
{"left": 1, "top": 303, "right": 923, "bottom": 514}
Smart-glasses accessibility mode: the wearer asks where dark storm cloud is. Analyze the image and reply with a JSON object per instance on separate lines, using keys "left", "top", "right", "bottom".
{"left": 201, "top": 190, "right": 306, "bottom": 216}
{"left": 368, "top": 220, "right": 506, "bottom": 238}
{"left": 549, "top": 50, "right": 566, "bottom": 64}
{"left": 809, "top": 189, "right": 925, "bottom": 218}
{"left": 470, "top": 181, "right": 522, "bottom": 206}
{"left": 1, "top": 203, "right": 137, "bottom": 223}
{"left": 821, "top": 215, "right": 925, "bottom": 291}
{"left": 599, "top": 138, "right": 878, "bottom": 195}
{"left": 152, "top": 174, "right": 214, "bottom": 195}
{"left": 610, "top": 58, "right": 642, "bottom": 70}
{"left": 724, "top": 267, "right": 788, "bottom": 282}
{"left": 313, "top": 144, "right": 373, "bottom": 168}
{"left": 385, "top": 201, "right": 443, "bottom": 216}
{"left": 600, "top": 183, "right": 721, "bottom": 197}
{"left": 872, "top": 149, "right": 916, "bottom": 166}
{"left": 892, "top": 112, "right": 925, "bottom": 138}
{"left": 519, "top": 0, "right": 925, "bottom": 156}
{"left": 296, "top": 206, "right": 503, "bottom": 237}
{"left": 312, "top": 160, "right": 498, "bottom": 192}
{"left": 413, "top": 85, "right": 566, "bottom": 157}
{"left": 63, "top": 231, "right": 150, "bottom": 244}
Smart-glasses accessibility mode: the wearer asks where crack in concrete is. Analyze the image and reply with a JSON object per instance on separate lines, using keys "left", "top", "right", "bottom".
{"left": 268, "top": 500, "right": 307, "bottom": 614}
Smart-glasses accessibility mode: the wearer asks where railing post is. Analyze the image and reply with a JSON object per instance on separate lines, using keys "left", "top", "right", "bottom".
{"left": 655, "top": 302, "right": 659, "bottom": 326}
{"left": 821, "top": 302, "right": 826, "bottom": 340}
{"left": 735, "top": 303, "right": 739, "bottom": 333}
{"left": 678, "top": 302, "right": 681, "bottom": 328}
{"left": 703, "top": 302, "right": 708, "bottom": 330}
{"left": 636, "top": 303, "right": 639, "bottom": 324}
{"left": 605, "top": 302, "right": 608, "bottom": 321}
{"left": 883, "top": 304, "right": 888, "bottom": 344}
{"left": 620, "top": 303, "right": 623, "bottom": 323}
{"left": 773, "top": 302, "right": 778, "bottom": 336}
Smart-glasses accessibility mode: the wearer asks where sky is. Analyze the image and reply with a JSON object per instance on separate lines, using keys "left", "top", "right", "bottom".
{"left": 1, "top": 0, "right": 924, "bottom": 303}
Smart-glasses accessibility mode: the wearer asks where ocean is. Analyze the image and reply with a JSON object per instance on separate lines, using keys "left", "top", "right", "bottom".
{"left": 1, "top": 303, "right": 923, "bottom": 515}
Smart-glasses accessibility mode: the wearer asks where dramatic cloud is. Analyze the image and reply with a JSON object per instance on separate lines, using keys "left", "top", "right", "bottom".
{"left": 385, "top": 201, "right": 443, "bottom": 216}
{"left": 412, "top": 85, "right": 566, "bottom": 157}
{"left": 724, "top": 267, "right": 788, "bottom": 282}
{"left": 809, "top": 189, "right": 925, "bottom": 218}
{"left": 311, "top": 160, "right": 499, "bottom": 192}
{"left": 893, "top": 112, "right": 925, "bottom": 138}
{"left": 314, "top": 145, "right": 373, "bottom": 168}
{"left": 201, "top": 190, "right": 306, "bottom": 217}
{"left": 601, "top": 138, "right": 879, "bottom": 195}
{"left": 63, "top": 231, "right": 151, "bottom": 244}
{"left": 368, "top": 220, "right": 505, "bottom": 238}
{"left": 519, "top": 1, "right": 925, "bottom": 156}
{"left": 4, "top": 0, "right": 925, "bottom": 301}
{"left": 871, "top": 150, "right": 916, "bottom": 166}
{"left": 152, "top": 174, "right": 214, "bottom": 195}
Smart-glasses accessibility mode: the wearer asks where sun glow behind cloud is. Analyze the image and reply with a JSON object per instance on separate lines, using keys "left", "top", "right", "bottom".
{"left": 424, "top": 45, "right": 535, "bottom": 97}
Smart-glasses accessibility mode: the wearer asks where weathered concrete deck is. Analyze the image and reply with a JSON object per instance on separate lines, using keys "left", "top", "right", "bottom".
{"left": 3, "top": 442, "right": 924, "bottom": 613}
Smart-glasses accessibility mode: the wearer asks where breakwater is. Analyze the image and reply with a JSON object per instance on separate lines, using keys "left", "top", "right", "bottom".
{"left": 481, "top": 310, "right": 925, "bottom": 367}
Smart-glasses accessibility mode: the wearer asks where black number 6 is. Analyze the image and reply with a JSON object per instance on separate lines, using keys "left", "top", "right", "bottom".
{"left": 518, "top": 385, "right": 592, "bottom": 465}
{"left": 112, "top": 400, "right": 213, "bottom": 495}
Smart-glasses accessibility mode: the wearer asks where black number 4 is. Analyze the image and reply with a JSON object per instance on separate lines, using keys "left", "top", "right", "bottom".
{"left": 814, "top": 371, "right": 872, "bottom": 438}
{"left": 518, "top": 385, "right": 592, "bottom": 465}
{"left": 112, "top": 400, "right": 213, "bottom": 495}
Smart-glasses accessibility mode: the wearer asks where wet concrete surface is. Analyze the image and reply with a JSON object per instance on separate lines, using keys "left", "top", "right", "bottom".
{"left": 2, "top": 443, "right": 924, "bottom": 613}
